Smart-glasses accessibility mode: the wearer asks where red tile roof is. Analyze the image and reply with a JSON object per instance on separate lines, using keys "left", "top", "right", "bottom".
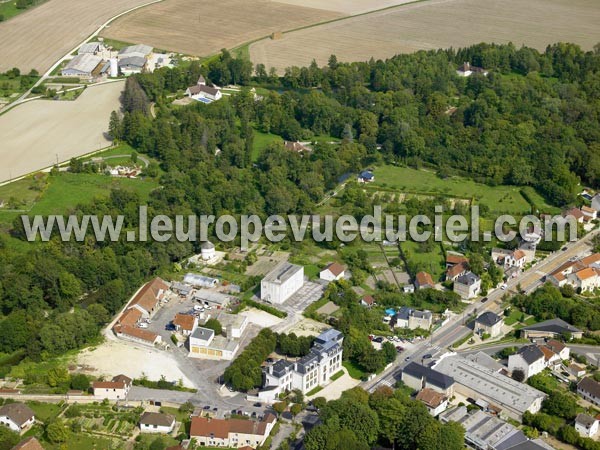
{"left": 416, "top": 271, "right": 434, "bottom": 287}
{"left": 446, "top": 254, "right": 468, "bottom": 265}
{"left": 323, "top": 262, "right": 345, "bottom": 277}
{"left": 446, "top": 262, "right": 468, "bottom": 279}
{"left": 190, "top": 414, "right": 275, "bottom": 439}
{"left": 114, "top": 324, "right": 160, "bottom": 343}
{"left": 173, "top": 313, "right": 196, "bottom": 331}
{"left": 118, "top": 308, "right": 142, "bottom": 327}
{"left": 11, "top": 437, "right": 45, "bottom": 450}
{"left": 512, "top": 250, "right": 526, "bottom": 260}
{"left": 129, "top": 278, "right": 168, "bottom": 313}
{"left": 361, "top": 295, "right": 375, "bottom": 305}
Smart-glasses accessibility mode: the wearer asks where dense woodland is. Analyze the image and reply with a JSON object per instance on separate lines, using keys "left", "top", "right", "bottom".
{"left": 0, "top": 42, "right": 599, "bottom": 378}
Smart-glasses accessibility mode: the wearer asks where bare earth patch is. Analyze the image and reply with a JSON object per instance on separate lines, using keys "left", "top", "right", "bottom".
{"left": 274, "top": 0, "right": 417, "bottom": 15}
{"left": 0, "top": 81, "right": 124, "bottom": 183}
{"left": 0, "top": 0, "right": 158, "bottom": 72}
{"left": 78, "top": 339, "right": 195, "bottom": 387}
{"left": 250, "top": 0, "right": 600, "bottom": 72}
{"left": 101, "top": 0, "right": 343, "bottom": 57}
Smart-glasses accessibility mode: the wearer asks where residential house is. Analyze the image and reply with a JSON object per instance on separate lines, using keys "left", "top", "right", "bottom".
{"left": 563, "top": 207, "right": 585, "bottom": 223}
{"left": 200, "top": 241, "right": 216, "bottom": 260}
{"left": 186, "top": 84, "right": 222, "bottom": 102}
{"left": 190, "top": 414, "right": 276, "bottom": 448}
{"left": 520, "top": 318, "right": 583, "bottom": 340}
{"left": 545, "top": 339, "right": 569, "bottom": 360}
{"left": 446, "top": 261, "right": 468, "bottom": 282}
{"left": 456, "top": 62, "right": 488, "bottom": 77}
{"left": 357, "top": 171, "right": 374, "bottom": 183}
{"left": 0, "top": 403, "right": 35, "bottom": 433}
{"left": 401, "top": 362, "right": 455, "bottom": 396}
{"left": 92, "top": 374, "right": 132, "bottom": 400}
{"left": 139, "top": 412, "right": 176, "bottom": 434}
{"left": 360, "top": 295, "right": 375, "bottom": 307}
{"left": 581, "top": 206, "right": 597, "bottom": 221}
{"left": 416, "top": 388, "right": 448, "bottom": 416}
{"left": 474, "top": 312, "right": 503, "bottom": 338}
{"left": 173, "top": 313, "right": 198, "bottom": 336}
{"left": 414, "top": 271, "right": 435, "bottom": 290}
{"left": 453, "top": 271, "right": 481, "bottom": 299}
{"left": 547, "top": 253, "right": 600, "bottom": 292}
{"left": 394, "top": 306, "right": 432, "bottom": 330}
{"left": 319, "top": 262, "right": 346, "bottom": 281}
{"left": 592, "top": 194, "right": 600, "bottom": 212}
{"left": 11, "top": 437, "right": 45, "bottom": 450}
{"left": 446, "top": 253, "right": 468, "bottom": 269}
{"left": 260, "top": 329, "right": 343, "bottom": 401}
{"left": 508, "top": 345, "right": 546, "bottom": 380}
{"left": 538, "top": 345, "right": 562, "bottom": 370}
{"left": 260, "top": 262, "right": 304, "bottom": 304}
{"left": 575, "top": 413, "right": 599, "bottom": 438}
{"left": 578, "top": 377, "right": 600, "bottom": 406}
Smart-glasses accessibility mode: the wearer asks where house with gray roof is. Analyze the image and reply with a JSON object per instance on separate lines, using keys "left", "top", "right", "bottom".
{"left": 453, "top": 271, "right": 481, "bottom": 299}
{"left": 401, "top": 362, "right": 455, "bottom": 395}
{"left": 508, "top": 345, "right": 546, "bottom": 380}
{"left": 578, "top": 377, "right": 600, "bottom": 406}
{"left": 475, "top": 311, "right": 503, "bottom": 338}
{"left": 394, "top": 307, "right": 433, "bottom": 330}
{"left": 0, "top": 403, "right": 35, "bottom": 433}
{"left": 520, "top": 318, "right": 583, "bottom": 340}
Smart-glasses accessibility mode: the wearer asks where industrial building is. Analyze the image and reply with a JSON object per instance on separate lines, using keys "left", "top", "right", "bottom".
{"left": 260, "top": 262, "right": 304, "bottom": 304}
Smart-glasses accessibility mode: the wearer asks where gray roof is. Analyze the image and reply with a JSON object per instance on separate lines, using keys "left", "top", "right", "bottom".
{"left": 79, "top": 42, "right": 102, "bottom": 54}
{"left": 516, "top": 345, "right": 545, "bottom": 365}
{"left": 476, "top": 311, "right": 502, "bottom": 327}
{"left": 396, "top": 306, "right": 432, "bottom": 321}
{"left": 315, "top": 328, "right": 342, "bottom": 345}
{"left": 63, "top": 53, "right": 103, "bottom": 74}
{"left": 119, "top": 44, "right": 153, "bottom": 57}
{"left": 456, "top": 271, "right": 481, "bottom": 286}
{"left": 201, "top": 241, "right": 215, "bottom": 250}
{"left": 118, "top": 56, "right": 146, "bottom": 69}
{"left": 263, "top": 262, "right": 303, "bottom": 284}
{"left": 576, "top": 413, "right": 597, "bottom": 427}
{"left": 0, "top": 403, "right": 34, "bottom": 426}
{"left": 191, "top": 327, "right": 214, "bottom": 342}
{"left": 578, "top": 377, "right": 600, "bottom": 398}
{"left": 271, "top": 360, "right": 294, "bottom": 378}
{"left": 466, "top": 352, "right": 504, "bottom": 373}
{"left": 403, "top": 362, "right": 454, "bottom": 389}
{"left": 522, "top": 318, "right": 581, "bottom": 334}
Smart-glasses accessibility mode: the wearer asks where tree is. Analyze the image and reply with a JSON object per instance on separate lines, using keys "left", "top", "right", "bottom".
{"left": 179, "top": 401, "right": 194, "bottom": 414}
{"left": 46, "top": 421, "right": 69, "bottom": 443}
{"left": 511, "top": 369, "right": 525, "bottom": 382}
{"left": 542, "top": 391, "right": 578, "bottom": 420}
{"left": 290, "top": 403, "right": 302, "bottom": 420}
{"left": 149, "top": 437, "right": 166, "bottom": 450}
{"left": 381, "top": 341, "right": 397, "bottom": 364}
{"left": 70, "top": 373, "right": 90, "bottom": 391}
{"left": 0, "top": 427, "right": 19, "bottom": 450}
{"left": 273, "top": 401, "right": 287, "bottom": 417}
{"left": 204, "top": 318, "right": 222, "bottom": 335}
{"left": 312, "top": 397, "right": 327, "bottom": 410}
{"left": 108, "top": 110, "right": 122, "bottom": 140}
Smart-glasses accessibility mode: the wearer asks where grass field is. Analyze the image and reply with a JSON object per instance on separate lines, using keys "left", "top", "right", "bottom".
{"left": 0, "top": 0, "right": 158, "bottom": 72}
{"left": 250, "top": 0, "right": 600, "bottom": 71}
{"left": 342, "top": 360, "right": 366, "bottom": 380}
{"left": 401, "top": 240, "right": 445, "bottom": 280}
{"left": 101, "top": 0, "right": 343, "bottom": 59}
{"left": 0, "top": 81, "right": 124, "bottom": 183}
{"left": 0, "top": 0, "right": 47, "bottom": 22}
{"left": 369, "top": 165, "right": 555, "bottom": 215}
{"left": 252, "top": 129, "right": 283, "bottom": 161}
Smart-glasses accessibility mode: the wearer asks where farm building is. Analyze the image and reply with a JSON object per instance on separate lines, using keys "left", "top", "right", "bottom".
{"left": 184, "top": 273, "right": 219, "bottom": 288}
{"left": 78, "top": 42, "right": 104, "bottom": 54}
{"left": 61, "top": 54, "right": 104, "bottom": 79}
{"left": 118, "top": 56, "right": 146, "bottom": 75}
{"left": 119, "top": 44, "right": 153, "bottom": 59}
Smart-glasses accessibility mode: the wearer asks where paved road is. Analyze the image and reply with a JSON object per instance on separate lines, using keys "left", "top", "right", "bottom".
{"left": 363, "top": 229, "right": 600, "bottom": 391}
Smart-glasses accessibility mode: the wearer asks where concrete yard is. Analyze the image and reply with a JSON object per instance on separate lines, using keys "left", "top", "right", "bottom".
{"left": 0, "top": 81, "right": 125, "bottom": 183}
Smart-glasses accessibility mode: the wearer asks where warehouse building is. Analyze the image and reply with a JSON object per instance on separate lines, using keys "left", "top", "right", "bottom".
{"left": 260, "top": 262, "right": 304, "bottom": 304}
{"left": 61, "top": 54, "right": 104, "bottom": 79}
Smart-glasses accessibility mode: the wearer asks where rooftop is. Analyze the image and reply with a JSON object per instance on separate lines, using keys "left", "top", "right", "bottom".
{"left": 322, "top": 262, "right": 345, "bottom": 276}
{"left": 416, "top": 387, "right": 446, "bottom": 408}
{"left": 0, "top": 403, "right": 34, "bottom": 427}
{"left": 578, "top": 377, "right": 600, "bottom": 399}
{"left": 433, "top": 354, "right": 546, "bottom": 415}
{"left": 456, "top": 271, "right": 481, "bottom": 286}
{"left": 191, "top": 327, "right": 215, "bottom": 343}
{"left": 119, "top": 44, "right": 153, "bottom": 56}
{"left": 476, "top": 311, "right": 502, "bottom": 327}
{"left": 521, "top": 318, "right": 581, "bottom": 335}
{"left": 64, "top": 53, "right": 103, "bottom": 73}
{"left": 263, "top": 262, "right": 303, "bottom": 284}
{"left": 140, "top": 412, "right": 175, "bottom": 427}
{"left": 403, "top": 362, "right": 454, "bottom": 390}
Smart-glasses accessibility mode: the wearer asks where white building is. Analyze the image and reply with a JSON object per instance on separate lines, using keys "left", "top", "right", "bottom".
{"left": 200, "top": 241, "right": 216, "bottom": 260}
{"left": 575, "top": 413, "right": 599, "bottom": 438}
{"left": 184, "top": 273, "right": 219, "bottom": 288}
{"left": 453, "top": 271, "right": 481, "bottom": 299}
{"left": 508, "top": 345, "right": 546, "bottom": 380}
{"left": 92, "top": 374, "right": 132, "bottom": 400}
{"left": 394, "top": 307, "right": 432, "bottom": 330}
{"left": 578, "top": 377, "right": 600, "bottom": 406}
{"left": 61, "top": 53, "right": 104, "bottom": 79}
{"left": 190, "top": 414, "right": 276, "bottom": 448}
{"left": 139, "top": 412, "right": 175, "bottom": 434}
{"left": 319, "top": 262, "right": 345, "bottom": 281}
{"left": 416, "top": 388, "right": 448, "bottom": 416}
{"left": 260, "top": 329, "right": 343, "bottom": 402}
{"left": 260, "top": 262, "right": 304, "bottom": 304}
{"left": 0, "top": 403, "right": 35, "bottom": 433}
{"left": 474, "top": 312, "right": 503, "bottom": 338}
{"left": 188, "top": 327, "right": 239, "bottom": 360}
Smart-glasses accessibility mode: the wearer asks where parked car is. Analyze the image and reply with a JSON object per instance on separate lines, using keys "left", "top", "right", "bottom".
{"left": 203, "top": 405, "right": 211, "bottom": 410}
{"left": 138, "top": 323, "right": 149, "bottom": 329}
{"left": 404, "top": 356, "right": 410, "bottom": 361}
{"left": 194, "top": 305, "right": 204, "bottom": 311}
{"left": 253, "top": 402, "right": 262, "bottom": 407}
{"left": 480, "top": 297, "right": 488, "bottom": 303}
{"left": 396, "top": 346, "right": 404, "bottom": 352}
{"left": 373, "top": 337, "right": 384, "bottom": 343}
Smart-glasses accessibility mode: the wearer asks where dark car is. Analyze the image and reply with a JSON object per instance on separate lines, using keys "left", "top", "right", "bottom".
{"left": 423, "top": 353, "right": 432, "bottom": 359}
{"left": 165, "top": 323, "right": 176, "bottom": 331}
{"left": 396, "top": 346, "right": 404, "bottom": 352}
{"left": 203, "top": 405, "right": 211, "bottom": 410}
{"left": 373, "top": 337, "right": 384, "bottom": 343}
{"left": 404, "top": 356, "right": 410, "bottom": 361}
{"left": 480, "top": 297, "right": 488, "bottom": 303}
{"left": 253, "top": 402, "right": 262, "bottom": 407}
{"left": 213, "top": 407, "right": 218, "bottom": 412}
{"left": 251, "top": 411, "right": 257, "bottom": 418}
{"left": 562, "top": 246, "right": 568, "bottom": 251}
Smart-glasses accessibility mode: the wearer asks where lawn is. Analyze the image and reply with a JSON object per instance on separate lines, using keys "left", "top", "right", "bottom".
{"left": 342, "top": 360, "right": 366, "bottom": 380}
{"left": 306, "top": 385, "right": 323, "bottom": 396}
{"left": 25, "top": 401, "right": 63, "bottom": 422}
{"left": 401, "top": 240, "right": 445, "bottom": 281}
{"left": 0, "top": 0, "right": 47, "bottom": 22}
{"left": 330, "top": 370, "right": 344, "bottom": 381}
{"left": 371, "top": 165, "right": 543, "bottom": 215}
{"left": 252, "top": 129, "right": 283, "bottom": 161}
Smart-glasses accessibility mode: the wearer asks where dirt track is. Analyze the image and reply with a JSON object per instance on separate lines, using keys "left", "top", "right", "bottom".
{"left": 100, "top": 0, "right": 342, "bottom": 57}
{"left": 0, "top": 0, "right": 156, "bottom": 72}
{"left": 250, "top": 0, "right": 600, "bottom": 72}
{"left": 0, "top": 81, "right": 124, "bottom": 183}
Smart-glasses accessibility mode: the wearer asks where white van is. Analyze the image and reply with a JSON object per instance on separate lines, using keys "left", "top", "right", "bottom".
{"left": 138, "top": 322, "right": 149, "bottom": 329}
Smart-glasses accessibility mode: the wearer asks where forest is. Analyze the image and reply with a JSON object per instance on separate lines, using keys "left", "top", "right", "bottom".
{"left": 0, "top": 42, "right": 598, "bottom": 375}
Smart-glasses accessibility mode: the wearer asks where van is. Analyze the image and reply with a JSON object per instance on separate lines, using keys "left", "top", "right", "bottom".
{"left": 194, "top": 305, "right": 204, "bottom": 312}
{"left": 138, "top": 322, "right": 149, "bottom": 329}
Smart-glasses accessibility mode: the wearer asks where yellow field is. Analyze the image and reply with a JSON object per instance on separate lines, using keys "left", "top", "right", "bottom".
{"left": 250, "top": 0, "right": 600, "bottom": 72}
{"left": 0, "top": 0, "right": 157, "bottom": 73}
{"left": 100, "top": 0, "right": 343, "bottom": 58}
{"left": 0, "top": 81, "right": 124, "bottom": 183}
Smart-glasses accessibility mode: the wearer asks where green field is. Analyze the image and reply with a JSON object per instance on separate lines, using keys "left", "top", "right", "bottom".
{"left": 401, "top": 240, "right": 445, "bottom": 281}
{"left": 371, "top": 165, "right": 556, "bottom": 215}
{"left": 252, "top": 129, "right": 283, "bottom": 161}
{"left": 342, "top": 360, "right": 366, "bottom": 380}
{"left": 0, "top": 0, "right": 47, "bottom": 22}
{"left": 25, "top": 401, "right": 62, "bottom": 422}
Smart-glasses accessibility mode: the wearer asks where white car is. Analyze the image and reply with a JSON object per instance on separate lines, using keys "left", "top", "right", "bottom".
{"left": 501, "top": 284, "right": 508, "bottom": 290}
{"left": 138, "top": 322, "right": 149, "bottom": 329}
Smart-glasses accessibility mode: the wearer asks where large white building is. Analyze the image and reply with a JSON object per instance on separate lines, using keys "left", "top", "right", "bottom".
{"left": 260, "top": 329, "right": 343, "bottom": 402}
{"left": 92, "top": 374, "right": 132, "bottom": 400}
{"left": 190, "top": 414, "right": 276, "bottom": 448}
{"left": 260, "top": 262, "right": 304, "bottom": 304}
{"left": 188, "top": 327, "right": 239, "bottom": 360}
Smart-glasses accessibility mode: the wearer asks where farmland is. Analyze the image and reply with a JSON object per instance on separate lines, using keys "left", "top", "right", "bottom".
{"left": 0, "top": 81, "right": 124, "bottom": 184}
{"left": 249, "top": 0, "right": 600, "bottom": 72}
{"left": 100, "top": 0, "right": 343, "bottom": 58}
{"left": 0, "top": 0, "right": 159, "bottom": 72}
